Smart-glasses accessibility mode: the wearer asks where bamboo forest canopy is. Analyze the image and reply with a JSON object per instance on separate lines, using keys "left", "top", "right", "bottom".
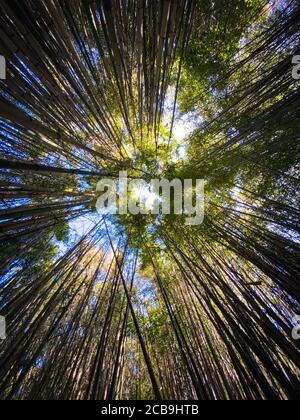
{"left": 0, "top": 0, "right": 299, "bottom": 400}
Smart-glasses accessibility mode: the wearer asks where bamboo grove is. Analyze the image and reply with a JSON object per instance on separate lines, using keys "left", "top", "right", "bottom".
{"left": 0, "top": 0, "right": 299, "bottom": 400}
